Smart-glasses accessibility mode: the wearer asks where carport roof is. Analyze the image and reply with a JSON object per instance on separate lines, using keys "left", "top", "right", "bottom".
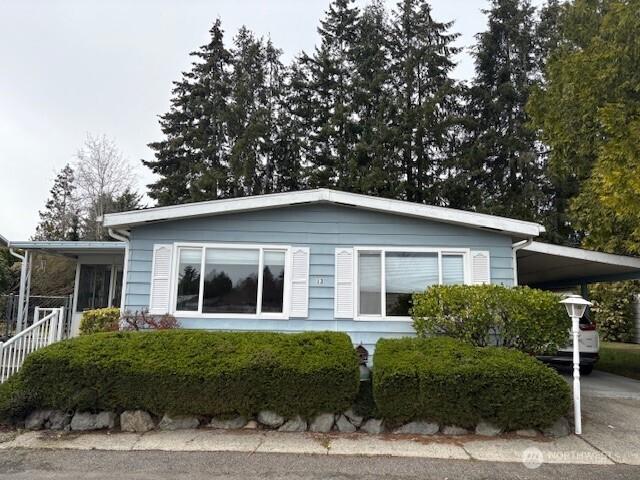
{"left": 518, "top": 242, "right": 640, "bottom": 287}
{"left": 8, "top": 241, "right": 125, "bottom": 258}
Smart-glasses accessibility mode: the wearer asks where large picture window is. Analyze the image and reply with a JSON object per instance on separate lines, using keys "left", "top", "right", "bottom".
{"left": 356, "top": 248, "right": 468, "bottom": 318}
{"left": 174, "top": 244, "right": 289, "bottom": 317}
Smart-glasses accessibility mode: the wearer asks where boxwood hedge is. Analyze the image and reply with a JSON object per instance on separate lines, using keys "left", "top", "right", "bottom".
{"left": 0, "top": 330, "right": 360, "bottom": 421}
{"left": 373, "top": 337, "right": 571, "bottom": 430}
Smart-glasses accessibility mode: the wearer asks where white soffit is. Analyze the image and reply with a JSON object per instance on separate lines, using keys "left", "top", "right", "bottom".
{"left": 102, "top": 189, "right": 545, "bottom": 238}
{"left": 522, "top": 241, "right": 640, "bottom": 269}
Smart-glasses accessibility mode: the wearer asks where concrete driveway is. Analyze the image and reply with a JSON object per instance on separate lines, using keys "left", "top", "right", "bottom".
{"left": 563, "top": 371, "right": 640, "bottom": 400}
{"left": 562, "top": 371, "right": 640, "bottom": 464}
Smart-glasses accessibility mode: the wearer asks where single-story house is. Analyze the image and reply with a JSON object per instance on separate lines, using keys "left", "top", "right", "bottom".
{"left": 8, "top": 189, "right": 640, "bottom": 352}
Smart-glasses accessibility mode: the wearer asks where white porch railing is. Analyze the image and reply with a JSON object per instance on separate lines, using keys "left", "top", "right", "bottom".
{"left": 0, "top": 306, "right": 65, "bottom": 383}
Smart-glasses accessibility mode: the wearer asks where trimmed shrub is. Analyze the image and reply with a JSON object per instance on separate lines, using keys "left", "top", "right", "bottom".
{"left": 79, "top": 308, "right": 121, "bottom": 335}
{"left": 412, "top": 285, "right": 570, "bottom": 355}
{"left": 373, "top": 337, "right": 571, "bottom": 430}
{"left": 590, "top": 282, "right": 639, "bottom": 342}
{"left": 0, "top": 330, "right": 359, "bottom": 421}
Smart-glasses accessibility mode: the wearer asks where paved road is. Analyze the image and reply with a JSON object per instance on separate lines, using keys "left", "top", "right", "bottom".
{"left": 0, "top": 448, "right": 638, "bottom": 480}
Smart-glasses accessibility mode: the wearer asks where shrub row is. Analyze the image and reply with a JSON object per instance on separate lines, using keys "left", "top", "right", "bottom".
{"left": 411, "top": 285, "right": 570, "bottom": 354}
{"left": 0, "top": 330, "right": 360, "bottom": 420}
{"left": 373, "top": 337, "right": 571, "bottom": 430}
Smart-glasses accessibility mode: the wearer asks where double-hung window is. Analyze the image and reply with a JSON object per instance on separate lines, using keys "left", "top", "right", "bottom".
{"left": 173, "top": 244, "right": 289, "bottom": 317}
{"left": 355, "top": 248, "right": 469, "bottom": 319}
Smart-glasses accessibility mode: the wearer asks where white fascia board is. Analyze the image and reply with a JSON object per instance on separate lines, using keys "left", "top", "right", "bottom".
{"left": 9, "top": 241, "right": 126, "bottom": 251}
{"left": 523, "top": 241, "right": 640, "bottom": 269}
{"left": 103, "top": 188, "right": 545, "bottom": 238}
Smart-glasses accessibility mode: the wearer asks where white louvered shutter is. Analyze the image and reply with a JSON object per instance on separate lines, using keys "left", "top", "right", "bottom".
{"left": 149, "top": 244, "right": 173, "bottom": 314}
{"left": 289, "top": 247, "right": 310, "bottom": 318}
{"left": 334, "top": 248, "right": 354, "bottom": 318}
{"left": 470, "top": 251, "right": 491, "bottom": 285}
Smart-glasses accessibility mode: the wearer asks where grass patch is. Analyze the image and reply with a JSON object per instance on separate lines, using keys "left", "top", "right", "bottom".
{"left": 596, "top": 342, "right": 640, "bottom": 380}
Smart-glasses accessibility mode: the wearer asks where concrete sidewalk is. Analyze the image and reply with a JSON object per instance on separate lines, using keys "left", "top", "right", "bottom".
{"left": 0, "top": 427, "right": 631, "bottom": 466}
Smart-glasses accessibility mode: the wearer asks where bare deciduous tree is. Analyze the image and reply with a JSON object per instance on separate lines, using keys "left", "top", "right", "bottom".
{"left": 74, "top": 133, "right": 137, "bottom": 240}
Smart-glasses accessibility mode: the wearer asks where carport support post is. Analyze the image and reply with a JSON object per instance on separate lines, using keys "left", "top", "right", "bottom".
{"left": 571, "top": 313, "right": 582, "bottom": 435}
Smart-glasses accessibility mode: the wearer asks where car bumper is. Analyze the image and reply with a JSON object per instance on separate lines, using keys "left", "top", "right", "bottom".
{"left": 537, "top": 351, "right": 599, "bottom": 368}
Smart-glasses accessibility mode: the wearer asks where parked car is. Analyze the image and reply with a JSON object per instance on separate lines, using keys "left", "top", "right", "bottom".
{"left": 538, "top": 315, "right": 599, "bottom": 375}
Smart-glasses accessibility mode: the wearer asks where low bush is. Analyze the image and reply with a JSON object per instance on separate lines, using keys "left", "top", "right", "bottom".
{"left": 120, "top": 310, "right": 180, "bottom": 331}
{"left": 373, "top": 337, "right": 571, "bottom": 430}
{"left": 411, "top": 285, "right": 569, "bottom": 354}
{"left": 79, "top": 308, "right": 121, "bottom": 335}
{"left": 0, "top": 330, "right": 359, "bottom": 421}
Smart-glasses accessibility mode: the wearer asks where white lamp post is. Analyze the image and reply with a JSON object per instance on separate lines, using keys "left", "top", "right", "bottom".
{"left": 559, "top": 294, "right": 593, "bottom": 435}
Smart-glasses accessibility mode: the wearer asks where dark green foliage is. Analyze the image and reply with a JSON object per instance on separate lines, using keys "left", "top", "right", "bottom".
{"left": 373, "top": 337, "right": 571, "bottom": 429}
{"left": 0, "top": 331, "right": 359, "bottom": 420}
{"left": 351, "top": 380, "right": 378, "bottom": 419}
{"left": 33, "top": 164, "right": 81, "bottom": 241}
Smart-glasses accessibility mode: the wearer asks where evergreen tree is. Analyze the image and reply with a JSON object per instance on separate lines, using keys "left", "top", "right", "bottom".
{"left": 389, "top": 0, "right": 460, "bottom": 203}
{"left": 466, "top": 0, "right": 544, "bottom": 221}
{"left": 302, "top": 0, "right": 360, "bottom": 189}
{"left": 350, "top": 1, "right": 400, "bottom": 197}
{"left": 144, "top": 19, "right": 232, "bottom": 205}
{"left": 33, "top": 164, "right": 81, "bottom": 241}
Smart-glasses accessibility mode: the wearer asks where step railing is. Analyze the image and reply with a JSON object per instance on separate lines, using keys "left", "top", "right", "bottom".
{"left": 0, "top": 306, "right": 65, "bottom": 383}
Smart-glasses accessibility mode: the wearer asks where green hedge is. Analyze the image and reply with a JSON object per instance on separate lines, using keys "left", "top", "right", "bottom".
{"left": 0, "top": 330, "right": 359, "bottom": 421}
{"left": 79, "top": 308, "right": 121, "bottom": 335}
{"left": 373, "top": 337, "right": 571, "bottom": 430}
{"left": 412, "top": 285, "right": 569, "bottom": 355}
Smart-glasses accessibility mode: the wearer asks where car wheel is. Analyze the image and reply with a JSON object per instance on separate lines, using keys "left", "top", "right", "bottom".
{"left": 580, "top": 365, "right": 594, "bottom": 375}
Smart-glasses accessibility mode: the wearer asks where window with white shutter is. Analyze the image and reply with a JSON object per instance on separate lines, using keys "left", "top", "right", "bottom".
{"left": 470, "top": 250, "right": 491, "bottom": 285}
{"left": 334, "top": 248, "right": 354, "bottom": 318}
{"left": 289, "top": 247, "right": 310, "bottom": 318}
{"left": 149, "top": 244, "right": 173, "bottom": 314}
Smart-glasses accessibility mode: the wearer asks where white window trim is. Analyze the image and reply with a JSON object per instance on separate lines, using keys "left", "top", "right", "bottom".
{"left": 170, "top": 242, "right": 292, "bottom": 320}
{"left": 353, "top": 246, "right": 471, "bottom": 322}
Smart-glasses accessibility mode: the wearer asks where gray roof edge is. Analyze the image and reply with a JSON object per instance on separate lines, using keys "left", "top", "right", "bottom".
{"left": 9, "top": 241, "right": 126, "bottom": 250}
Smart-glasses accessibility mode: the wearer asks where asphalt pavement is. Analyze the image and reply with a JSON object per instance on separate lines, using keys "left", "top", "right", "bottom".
{"left": 0, "top": 448, "right": 639, "bottom": 480}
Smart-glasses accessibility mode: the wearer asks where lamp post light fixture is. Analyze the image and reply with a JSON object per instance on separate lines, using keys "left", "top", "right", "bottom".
{"left": 559, "top": 294, "right": 593, "bottom": 435}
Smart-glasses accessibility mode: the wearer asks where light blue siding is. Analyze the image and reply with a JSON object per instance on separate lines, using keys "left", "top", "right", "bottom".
{"left": 124, "top": 204, "right": 515, "bottom": 353}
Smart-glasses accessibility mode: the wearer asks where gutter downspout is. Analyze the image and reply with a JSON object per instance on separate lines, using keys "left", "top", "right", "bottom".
{"left": 9, "top": 248, "right": 29, "bottom": 332}
{"left": 512, "top": 239, "right": 533, "bottom": 287}
{"left": 108, "top": 229, "right": 130, "bottom": 312}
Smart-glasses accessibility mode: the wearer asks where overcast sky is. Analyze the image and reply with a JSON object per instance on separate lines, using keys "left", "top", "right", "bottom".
{"left": 0, "top": 0, "right": 544, "bottom": 240}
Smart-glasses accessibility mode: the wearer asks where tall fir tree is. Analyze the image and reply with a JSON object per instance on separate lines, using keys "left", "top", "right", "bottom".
{"left": 390, "top": 0, "right": 460, "bottom": 203}
{"left": 466, "top": 0, "right": 544, "bottom": 222}
{"left": 144, "top": 19, "right": 232, "bottom": 205}
{"left": 302, "top": 0, "right": 360, "bottom": 189}
{"left": 33, "top": 164, "right": 81, "bottom": 241}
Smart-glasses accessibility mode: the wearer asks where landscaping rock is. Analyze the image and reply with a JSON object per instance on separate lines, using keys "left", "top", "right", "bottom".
{"left": 361, "top": 418, "right": 384, "bottom": 434}
{"left": 515, "top": 429, "right": 539, "bottom": 437}
{"left": 95, "top": 412, "right": 117, "bottom": 430}
{"left": 309, "top": 413, "right": 335, "bottom": 433}
{"left": 47, "top": 411, "right": 72, "bottom": 431}
{"left": 543, "top": 417, "right": 570, "bottom": 437}
{"left": 343, "top": 408, "right": 364, "bottom": 428}
{"left": 394, "top": 421, "right": 439, "bottom": 435}
{"left": 159, "top": 414, "right": 199, "bottom": 430}
{"left": 209, "top": 416, "right": 247, "bottom": 430}
{"left": 278, "top": 415, "right": 307, "bottom": 432}
{"left": 243, "top": 420, "right": 258, "bottom": 429}
{"left": 335, "top": 414, "right": 356, "bottom": 433}
{"left": 257, "top": 411, "right": 284, "bottom": 428}
{"left": 70, "top": 412, "right": 98, "bottom": 431}
{"left": 475, "top": 421, "right": 502, "bottom": 436}
{"left": 120, "top": 410, "right": 155, "bottom": 433}
{"left": 441, "top": 425, "right": 469, "bottom": 436}
{"left": 25, "top": 410, "right": 53, "bottom": 431}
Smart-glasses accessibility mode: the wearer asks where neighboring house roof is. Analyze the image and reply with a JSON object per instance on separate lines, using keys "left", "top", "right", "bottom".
{"left": 518, "top": 241, "right": 640, "bottom": 287}
{"left": 103, "top": 189, "right": 545, "bottom": 239}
